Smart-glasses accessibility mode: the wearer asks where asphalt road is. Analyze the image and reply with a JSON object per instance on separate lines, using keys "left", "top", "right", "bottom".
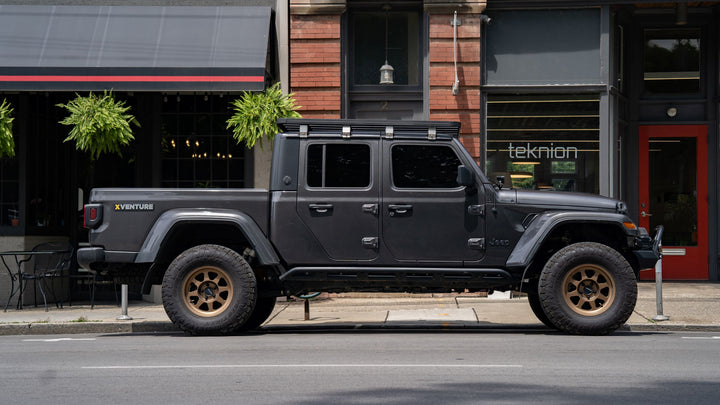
{"left": 1, "top": 330, "right": 719, "bottom": 404}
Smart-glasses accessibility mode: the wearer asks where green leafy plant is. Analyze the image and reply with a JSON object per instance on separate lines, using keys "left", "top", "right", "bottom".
{"left": 57, "top": 91, "right": 140, "bottom": 160}
{"left": 0, "top": 98, "right": 15, "bottom": 158}
{"left": 226, "top": 82, "right": 301, "bottom": 149}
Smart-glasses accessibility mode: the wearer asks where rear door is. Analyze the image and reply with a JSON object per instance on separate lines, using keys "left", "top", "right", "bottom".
{"left": 296, "top": 140, "right": 380, "bottom": 261}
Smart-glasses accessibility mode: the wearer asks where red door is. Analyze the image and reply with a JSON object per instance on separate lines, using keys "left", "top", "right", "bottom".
{"left": 639, "top": 125, "right": 708, "bottom": 280}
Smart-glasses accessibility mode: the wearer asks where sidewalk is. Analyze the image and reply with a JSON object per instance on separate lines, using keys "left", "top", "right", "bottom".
{"left": 1, "top": 282, "right": 719, "bottom": 335}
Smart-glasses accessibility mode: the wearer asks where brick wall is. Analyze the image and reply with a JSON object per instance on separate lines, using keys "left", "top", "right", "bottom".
{"left": 290, "top": 14, "right": 342, "bottom": 119}
{"left": 428, "top": 13, "right": 482, "bottom": 160}
{"left": 289, "top": 3, "right": 484, "bottom": 159}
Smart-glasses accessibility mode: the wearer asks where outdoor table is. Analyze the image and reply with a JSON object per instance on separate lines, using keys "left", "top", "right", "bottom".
{"left": 1, "top": 250, "right": 66, "bottom": 311}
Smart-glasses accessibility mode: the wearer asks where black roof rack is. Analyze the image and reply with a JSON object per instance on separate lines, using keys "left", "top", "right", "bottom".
{"left": 276, "top": 118, "right": 461, "bottom": 140}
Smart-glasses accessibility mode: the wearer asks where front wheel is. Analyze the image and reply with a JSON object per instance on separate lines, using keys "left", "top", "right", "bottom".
{"left": 538, "top": 242, "right": 637, "bottom": 335}
{"left": 526, "top": 285, "right": 556, "bottom": 329}
{"left": 162, "top": 244, "right": 257, "bottom": 335}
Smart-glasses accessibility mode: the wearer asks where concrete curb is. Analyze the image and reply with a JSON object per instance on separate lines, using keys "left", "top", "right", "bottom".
{"left": 0, "top": 321, "right": 180, "bottom": 336}
{"left": 2, "top": 320, "right": 719, "bottom": 336}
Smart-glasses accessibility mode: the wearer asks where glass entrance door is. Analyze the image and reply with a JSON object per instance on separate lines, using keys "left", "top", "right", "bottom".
{"left": 638, "top": 125, "right": 708, "bottom": 280}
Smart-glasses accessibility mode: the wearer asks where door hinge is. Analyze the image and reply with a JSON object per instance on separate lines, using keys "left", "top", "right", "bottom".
{"left": 362, "top": 237, "right": 379, "bottom": 249}
{"left": 468, "top": 204, "right": 485, "bottom": 216}
{"left": 468, "top": 238, "right": 485, "bottom": 250}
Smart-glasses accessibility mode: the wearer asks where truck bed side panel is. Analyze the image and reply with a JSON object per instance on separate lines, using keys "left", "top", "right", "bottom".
{"left": 88, "top": 188, "right": 270, "bottom": 252}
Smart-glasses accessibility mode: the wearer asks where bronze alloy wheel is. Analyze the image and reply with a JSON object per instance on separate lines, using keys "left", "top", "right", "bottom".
{"left": 561, "top": 264, "right": 616, "bottom": 317}
{"left": 182, "top": 265, "right": 234, "bottom": 318}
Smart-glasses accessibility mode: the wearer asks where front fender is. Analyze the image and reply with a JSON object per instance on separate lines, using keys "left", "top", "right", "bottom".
{"left": 506, "top": 211, "right": 636, "bottom": 269}
{"left": 135, "top": 208, "right": 280, "bottom": 266}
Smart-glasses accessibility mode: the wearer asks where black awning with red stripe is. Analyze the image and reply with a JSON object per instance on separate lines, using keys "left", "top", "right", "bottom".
{"left": 0, "top": 5, "right": 271, "bottom": 92}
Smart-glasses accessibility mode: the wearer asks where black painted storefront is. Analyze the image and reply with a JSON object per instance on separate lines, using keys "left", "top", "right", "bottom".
{"left": 0, "top": 5, "right": 274, "bottom": 278}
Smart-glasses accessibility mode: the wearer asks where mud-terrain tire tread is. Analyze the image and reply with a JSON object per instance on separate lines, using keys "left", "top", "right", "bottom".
{"left": 538, "top": 242, "right": 636, "bottom": 335}
{"left": 162, "top": 244, "right": 257, "bottom": 335}
{"left": 526, "top": 287, "right": 557, "bottom": 329}
{"left": 236, "top": 296, "right": 277, "bottom": 332}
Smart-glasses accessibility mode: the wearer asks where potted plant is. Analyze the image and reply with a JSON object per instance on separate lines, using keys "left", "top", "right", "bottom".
{"left": 226, "top": 82, "right": 301, "bottom": 150}
{"left": 57, "top": 90, "right": 140, "bottom": 160}
{"left": 0, "top": 98, "right": 15, "bottom": 158}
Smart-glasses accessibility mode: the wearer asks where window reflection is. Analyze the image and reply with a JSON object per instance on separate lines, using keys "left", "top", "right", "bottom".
{"left": 643, "top": 28, "right": 700, "bottom": 94}
{"left": 486, "top": 94, "right": 600, "bottom": 193}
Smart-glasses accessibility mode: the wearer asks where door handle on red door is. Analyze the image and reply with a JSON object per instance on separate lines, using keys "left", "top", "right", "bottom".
{"left": 309, "top": 203, "right": 333, "bottom": 213}
{"left": 388, "top": 204, "right": 413, "bottom": 216}
{"left": 641, "top": 211, "right": 652, "bottom": 217}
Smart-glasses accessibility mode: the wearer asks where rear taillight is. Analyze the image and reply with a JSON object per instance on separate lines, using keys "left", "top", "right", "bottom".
{"left": 83, "top": 204, "right": 103, "bottom": 229}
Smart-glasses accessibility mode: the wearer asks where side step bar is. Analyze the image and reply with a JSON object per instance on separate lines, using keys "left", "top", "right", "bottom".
{"left": 279, "top": 267, "right": 514, "bottom": 290}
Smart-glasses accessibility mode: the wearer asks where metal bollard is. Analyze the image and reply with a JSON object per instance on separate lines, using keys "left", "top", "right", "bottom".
{"left": 653, "top": 241, "right": 669, "bottom": 322}
{"left": 116, "top": 284, "right": 133, "bottom": 321}
{"left": 304, "top": 298, "right": 310, "bottom": 321}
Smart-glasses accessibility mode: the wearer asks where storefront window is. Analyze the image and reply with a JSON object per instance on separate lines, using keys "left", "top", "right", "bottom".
{"left": 0, "top": 157, "right": 19, "bottom": 227}
{"left": 486, "top": 94, "right": 600, "bottom": 193}
{"left": 643, "top": 28, "right": 700, "bottom": 95}
{"left": 161, "top": 95, "right": 247, "bottom": 188}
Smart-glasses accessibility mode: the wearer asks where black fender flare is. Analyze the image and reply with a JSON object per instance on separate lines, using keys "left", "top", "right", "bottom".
{"left": 506, "top": 211, "right": 637, "bottom": 270}
{"left": 134, "top": 208, "right": 280, "bottom": 266}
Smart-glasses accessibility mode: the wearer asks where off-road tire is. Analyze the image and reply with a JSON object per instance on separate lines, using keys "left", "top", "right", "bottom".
{"left": 236, "top": 296, "right": 277, "bottom": 332}
{"left": 526, "top": 286, "right": 556, "bottom": 329}
{"left": 162, "top": 244, "right": 257, "bottom": 335}
{"left": 538, "top": 242, "right": 637, "bottom": 335}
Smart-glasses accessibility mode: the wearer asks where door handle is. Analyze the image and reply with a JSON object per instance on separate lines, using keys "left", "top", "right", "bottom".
{"left": 309, "top": 203, "right": 333, "bottom": 213}
{"left": 641, "top": 211, "right": 652, "bottom": 218}
{"left": 388, "top": 204, "right": 413, "bottom": 216}
{"left": 362, "top": 203, "right": 378, "bottom": 216}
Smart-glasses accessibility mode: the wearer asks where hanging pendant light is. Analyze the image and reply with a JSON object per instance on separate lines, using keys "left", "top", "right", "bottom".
{"left": 379, "top": 5, "right": 394, "bottom": 84}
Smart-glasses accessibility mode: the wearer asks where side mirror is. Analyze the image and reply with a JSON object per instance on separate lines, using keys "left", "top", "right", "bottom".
{"left": 456, "top": 165, "right": 474, "bottom": 187}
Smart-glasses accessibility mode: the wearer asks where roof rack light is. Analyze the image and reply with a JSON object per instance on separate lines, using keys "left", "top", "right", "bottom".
{"left": 299, "top": 124, "right": 308, "bottom": 138}
{"left": 385, "top": 126, "right": 394, "bottom": 139}
{"left": 342, "top": 126, "right": 351, "bottom": 139}
{"left": 428, "top": 127, "right": 437, "bottom": 140}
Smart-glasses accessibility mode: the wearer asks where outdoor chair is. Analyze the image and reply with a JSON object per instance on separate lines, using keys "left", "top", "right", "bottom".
{"left": 68, "top": 268, "right": 118, "bottom": 309}
{"left": 20, "top": 241, "right": 74, "bottom": 311}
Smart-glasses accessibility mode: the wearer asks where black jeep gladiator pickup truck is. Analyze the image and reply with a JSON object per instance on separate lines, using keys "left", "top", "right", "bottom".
{"left": 78, "top": 118, "right": 661, "bottom": 335}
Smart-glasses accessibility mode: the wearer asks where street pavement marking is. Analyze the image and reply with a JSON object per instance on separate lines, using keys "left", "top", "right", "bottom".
{"left": 681, "top": 336, "right": 720, "bottom": 340}
{"left": 23, "top": 338, "right": 97, "bottom": 342}
{"left": 83, "top": 364, "right": 523, "bottom": 370}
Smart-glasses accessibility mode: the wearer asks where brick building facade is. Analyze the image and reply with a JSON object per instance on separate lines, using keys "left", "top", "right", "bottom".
{"left": 289, "top": 0, "right": 485, "bottom": 160}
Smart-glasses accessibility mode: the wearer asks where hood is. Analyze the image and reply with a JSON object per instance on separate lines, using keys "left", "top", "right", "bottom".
{"left": 497, "top": 189, "right": 626, "bottom": 213}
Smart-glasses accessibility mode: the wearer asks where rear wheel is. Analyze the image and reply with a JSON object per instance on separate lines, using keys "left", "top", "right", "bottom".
{"left": 162, "top": 244, "right": 257, "bottom": 335}
{"left": 237, "top": 296, "right": 277, "bottom": 331}
{"left": 538, "top": 242, "right": 637, "bottom": 335}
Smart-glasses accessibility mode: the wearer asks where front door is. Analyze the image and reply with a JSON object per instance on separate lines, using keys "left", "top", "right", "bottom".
{"left": 638, "top": 125, "right": 708, "bottom": 280}
{"left": 381, "top": 141, "right": 485, "bottom": 264}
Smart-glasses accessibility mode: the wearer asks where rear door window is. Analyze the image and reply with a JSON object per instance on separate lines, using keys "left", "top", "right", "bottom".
{"left": 307, "top": 144, "right": 371, "bottom": 188}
